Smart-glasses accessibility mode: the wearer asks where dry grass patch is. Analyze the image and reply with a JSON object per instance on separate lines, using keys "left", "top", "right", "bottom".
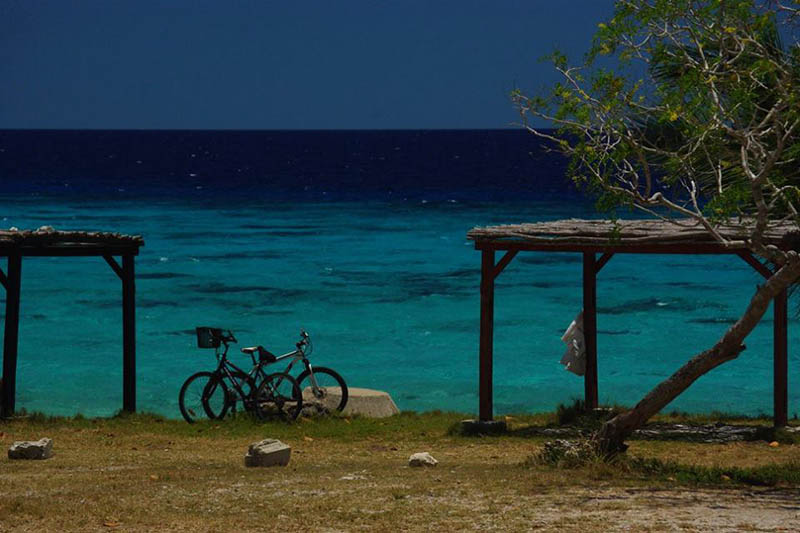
{"left": 629, "top": 439, "right": 800, "bottom": 468}
{"left": 1, "top": 412, "right": 799, "bottom": 531}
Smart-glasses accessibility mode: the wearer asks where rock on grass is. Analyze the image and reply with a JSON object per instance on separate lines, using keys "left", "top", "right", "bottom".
{"left": 408, "top": 452, "right": 438, "bottom": 467}
{"left": 244, "top": 439, "right": 291, "bottom": 467}
{"left": 8, "top": 438, "right": 53, "bottom": 460}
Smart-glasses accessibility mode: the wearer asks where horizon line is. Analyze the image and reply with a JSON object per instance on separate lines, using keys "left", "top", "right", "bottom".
{"left": 0, "top": 126, "right": 551, "bottom": 133}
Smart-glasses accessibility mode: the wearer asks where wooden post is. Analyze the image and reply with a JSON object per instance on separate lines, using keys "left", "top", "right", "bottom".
{"left": 583, "top": 252, "right": 598, "bottom": 409}
{"left": 1, "top": 255, "right": 22, "bottom": 418}
{"left": 736, "top": 252, "right": 787, "bottom": 427}
{"left": 479, "top": 249, "right": 495, "bottom": 421}
{"left": 774, "top": 289, "right": 788, "bottom": 427}
{"left": 122, "top": 255, "right": 136, "bottom": 413}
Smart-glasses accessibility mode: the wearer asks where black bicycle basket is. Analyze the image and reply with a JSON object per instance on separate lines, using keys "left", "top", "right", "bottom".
{"left": 196, "top": 326, "right": 223, "bottom": 349}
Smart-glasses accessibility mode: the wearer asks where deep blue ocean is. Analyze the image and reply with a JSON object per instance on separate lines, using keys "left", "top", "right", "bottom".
{"left": 0, "top": 129, "right": 795, "bottom": 418}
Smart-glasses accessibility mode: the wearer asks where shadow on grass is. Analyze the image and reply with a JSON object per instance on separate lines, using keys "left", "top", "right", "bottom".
{"left": 448, "top": 398, "right": 800, "bottom": 445}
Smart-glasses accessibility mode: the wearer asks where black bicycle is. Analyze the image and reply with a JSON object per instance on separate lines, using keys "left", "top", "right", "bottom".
{"left": 178, "top": 327, "right": 303, "bottom": 423}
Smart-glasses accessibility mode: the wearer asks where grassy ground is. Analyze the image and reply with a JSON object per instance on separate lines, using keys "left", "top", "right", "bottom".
{"left": 2, "top": 411, "right": 800, "bottom": 532}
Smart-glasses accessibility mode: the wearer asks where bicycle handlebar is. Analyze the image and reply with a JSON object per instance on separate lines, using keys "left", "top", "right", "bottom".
{"left": 295, "top": 330, "right": 312, "bottom": 354}
{"left": 216, "top": 329, "right": 236, "bottom": 344}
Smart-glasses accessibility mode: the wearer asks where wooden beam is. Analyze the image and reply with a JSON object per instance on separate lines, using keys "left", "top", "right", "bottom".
{"left": 103, "top": 255, "right": 124, "bottom": 280}
{"left": 1, "top": 255, "right": 22, "bottom": 418}
{"left": 583, "top": 252, "right": 598, "bottom": 410}
{"left": 0, "top": 246, "right": 141, "bottom": 258}
{"left": 595, "top": 252, "right": 614, "bottom": 274}
{"left": 737, "top": 251, "right": 773, "bottom": 279}
{"left": 492, "top": 250, "right": 518, "bottom": 280}
{"left": 122, "top": 255, "right": 136, "bottom": 413}
{"left": 479, "top": 249, "right": 495, "bottom": 421}
{"left": 774, "top": 289, "right": 788, "bottom": 427}
{"left": 0, "top": 267, "right": 6, "bottom": 290}
{"left": 473, "top": 241, "right": 749, "bottom": 255}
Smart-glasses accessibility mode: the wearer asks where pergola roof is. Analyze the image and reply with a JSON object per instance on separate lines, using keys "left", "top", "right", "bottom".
{"left": 468, "top": 218, "right": 798, "bottom": 254}
{"left": 0, "top": 228, "right": 143, "bottom": 256}
{"left": 467, "top": 217, "right": 793, "bottom": 427}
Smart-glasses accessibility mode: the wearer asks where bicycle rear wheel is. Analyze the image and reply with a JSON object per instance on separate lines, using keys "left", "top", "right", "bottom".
{"left": 296, "top": 366, "right": 348, "bottom": 414}
{"left": 178, "top": 371, "right": 228, "bottom": 423}
{"left": 254, "top": 372, "right": 303, "bottom": 421}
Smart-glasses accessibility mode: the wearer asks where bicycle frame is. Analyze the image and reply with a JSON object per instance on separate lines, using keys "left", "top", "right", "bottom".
{"left": 212, "top": 341, "right": 258, "bottom": 406}
{"left": 268, "top": 348, "right": 322, "bottom": 389}
{"left": 216, "top": 331, "right": 325, "bottom": 396}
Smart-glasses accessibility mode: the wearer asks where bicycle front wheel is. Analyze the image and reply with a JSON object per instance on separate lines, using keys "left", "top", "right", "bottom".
{"left": 178, "top": 371, "right": 228, "bottom": 423}
{"left": 296, "top": 366, "right": 348, "bottom": 413}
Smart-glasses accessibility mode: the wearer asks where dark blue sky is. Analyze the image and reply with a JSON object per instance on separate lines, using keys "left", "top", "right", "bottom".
{"left": 1, "top": 1, "right": 612, "bottom": 129}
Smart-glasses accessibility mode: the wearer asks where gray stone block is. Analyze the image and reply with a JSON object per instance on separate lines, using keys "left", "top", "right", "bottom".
{"left": 244, "top": 439, "right": 291, "bottom": 467}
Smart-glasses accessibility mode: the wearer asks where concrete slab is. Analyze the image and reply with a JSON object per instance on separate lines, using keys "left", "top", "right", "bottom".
{"left": 343, "top": 387, "right": 400, "bottom": 418}
{"left": 303, "top": 387, "right": 399, "bottom": 418}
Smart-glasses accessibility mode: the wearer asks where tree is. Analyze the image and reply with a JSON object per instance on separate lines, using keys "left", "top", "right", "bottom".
{"left": 514, "top": 0, "right": 800, "bottom": 454}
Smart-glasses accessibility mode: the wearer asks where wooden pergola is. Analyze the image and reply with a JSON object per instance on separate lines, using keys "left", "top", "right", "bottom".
{"left": 468, "top": 218, "right": 796, "bottom": 427}
{"left": 0, "top": 229, "right": 143, "bottom": 418}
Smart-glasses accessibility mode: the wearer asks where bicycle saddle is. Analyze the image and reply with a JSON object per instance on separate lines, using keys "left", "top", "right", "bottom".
{"left": 241, "top": 346, "right": 277, "bottom": 363}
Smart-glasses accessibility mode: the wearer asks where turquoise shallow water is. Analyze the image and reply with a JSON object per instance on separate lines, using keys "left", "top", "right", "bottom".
{"left": 1, "top": 195, "right": 796, "bottom": 418}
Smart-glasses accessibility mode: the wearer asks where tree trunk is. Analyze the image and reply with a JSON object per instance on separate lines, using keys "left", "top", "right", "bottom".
{"left": 594, "top": 255, "right": 800, "bottom": 455}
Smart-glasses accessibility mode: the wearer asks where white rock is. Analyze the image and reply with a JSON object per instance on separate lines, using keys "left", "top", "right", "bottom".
{"left": 244, "top": 439, "right": 291, "bottom": 467}
{"left": 8, "top": 438, "right": 53, "bottom": 460}
{"left": 36, "top": 225, "right": 55, "bottom": 233}
{"left": 408, "top": 452, "right": 438, "bottom": 467}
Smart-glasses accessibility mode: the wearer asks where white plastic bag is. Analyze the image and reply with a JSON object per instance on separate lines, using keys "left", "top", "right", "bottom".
{"left": 559, "top": 311, "right": 585, "bottom": 376}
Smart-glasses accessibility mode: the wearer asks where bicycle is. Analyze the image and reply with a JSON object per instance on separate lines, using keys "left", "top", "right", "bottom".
{"left": 241, "top": 329, "right": 349, "bottom": 416}
{"left": 178, "top": 327, "right": 303, "bottom": 423}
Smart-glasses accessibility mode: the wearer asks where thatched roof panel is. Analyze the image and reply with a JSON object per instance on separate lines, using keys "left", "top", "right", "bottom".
{"left": 467, "top": 218, "right": 797, "bottom": 252}
{"left": 0, "top": 228, "right": 144, "bottom": 255}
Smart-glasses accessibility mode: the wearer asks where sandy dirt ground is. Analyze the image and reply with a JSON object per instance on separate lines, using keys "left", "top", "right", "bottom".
{"left": 493, "top": 486, "right": 800, "bottom": 532}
